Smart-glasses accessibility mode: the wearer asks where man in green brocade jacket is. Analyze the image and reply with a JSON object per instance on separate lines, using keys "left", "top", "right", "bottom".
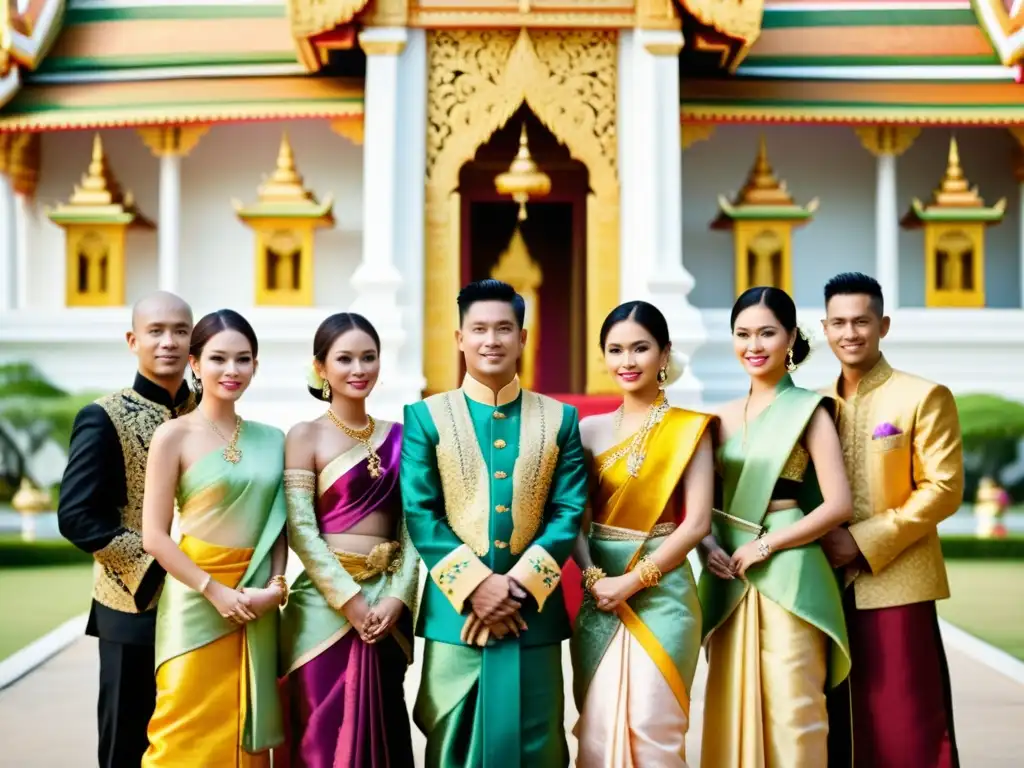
{"left": 402, "top": 279, "right": 588, "bottom": 768}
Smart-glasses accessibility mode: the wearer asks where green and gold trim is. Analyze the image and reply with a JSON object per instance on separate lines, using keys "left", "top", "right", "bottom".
{"left": 429, "top": 544, "right": 493, "bottom": 615}
{"left": 508, "top": 544, "right": 561, "bottom": 612}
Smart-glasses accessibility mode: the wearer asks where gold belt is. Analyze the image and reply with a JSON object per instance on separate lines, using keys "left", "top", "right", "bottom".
{"left": 333, "top": 541, "right": 402, "bottom": 581}
{"left": 590, "top": 521, "right": 677, "bottom": 542}
{"left": 712, "top": 508, "right": 765, "bottom": 537}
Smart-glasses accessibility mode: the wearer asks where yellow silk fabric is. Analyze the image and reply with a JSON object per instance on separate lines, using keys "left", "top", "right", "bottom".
{"left": 701, "top": 589, "right": 829, "bottom": 768}
{"left": 143, "top": 536, "right": 267, "bottom": 768}
{"left": 576, "top": 624, "right": 689, "bottom": 768}
{"left": 593, "top": 408, "right": 712, "bottom": 550}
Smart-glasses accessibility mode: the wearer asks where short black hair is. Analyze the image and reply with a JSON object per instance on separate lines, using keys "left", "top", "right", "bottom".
{"left": 824, "top": 272, "right": 884, "bottom": 316}
{"left": 457, "top": 279, "right": 526, "bottom": 328}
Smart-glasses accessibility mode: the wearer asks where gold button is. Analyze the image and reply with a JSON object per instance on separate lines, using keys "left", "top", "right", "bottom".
{"left": 495, "top": 505, "right": 508, "bottom": 513}
{"left": 494, "top": 540, "right": 509, "bottom": 549}
{"left": 494, "top": 439, "right": 506, "bottom": 449}
{"left": 493, "top": 411, "right": 506, "bottom": 419}
{"left": 494, "top": 471, "right": 507, "bottom": 479}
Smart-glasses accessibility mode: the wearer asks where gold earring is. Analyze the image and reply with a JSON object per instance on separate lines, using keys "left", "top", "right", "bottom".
{"left": 657, "top": 367, "right": 668, "bottom": 384}
{"left": 321, "top": 378, "right": 332, "bottom": 400}
{"left": 786, "top": 348, "right": 797, "bottom": 372}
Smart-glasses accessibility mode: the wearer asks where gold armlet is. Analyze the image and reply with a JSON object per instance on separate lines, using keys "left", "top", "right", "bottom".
{"left": 198, "top": 573, "right": 213, "bottom": 596}
{"left": 582, "top": 566, "right": 606, "bottom": 593}
{"left": 636, "top": 555, "right": 662, "bottom": 589}
{"left": 267, "top": 574, "right": 289, "bottom": 607}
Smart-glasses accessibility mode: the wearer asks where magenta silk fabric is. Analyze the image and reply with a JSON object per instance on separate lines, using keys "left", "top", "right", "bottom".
{"left": 318, "top": 427, "right": 403, "bottom": 534}
{"left": 280, "top": 630, "right": 413, "bottom": 768}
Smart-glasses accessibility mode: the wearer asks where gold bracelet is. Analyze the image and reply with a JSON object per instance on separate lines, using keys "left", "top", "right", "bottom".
{"left": 582, "top": 566, "right": 606, "bottom": 593}
{"left": 636, "top": 555, "right": 662, "bottom": 589}
{"left": 267, "top": 574, "right": 289, "bottom": 607}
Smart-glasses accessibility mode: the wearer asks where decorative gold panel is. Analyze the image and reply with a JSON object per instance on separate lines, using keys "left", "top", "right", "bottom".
{"left": 424, "top": 28, "right": 620, "bottom": 395}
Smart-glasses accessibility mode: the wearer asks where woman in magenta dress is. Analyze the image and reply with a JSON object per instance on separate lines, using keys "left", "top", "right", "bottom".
{"left": 278, "top": 313, "right": 419, "bottom": 768}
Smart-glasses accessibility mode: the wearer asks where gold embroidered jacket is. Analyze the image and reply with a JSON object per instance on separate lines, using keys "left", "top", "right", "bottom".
{"left": 401, "top": 374, "right": 588, "bottom": 648}
{"left": 58, "top": 374, "right": 195, "bottom": 637}
{"left": 831, "top": 356, "right": 964, "bottom": 610}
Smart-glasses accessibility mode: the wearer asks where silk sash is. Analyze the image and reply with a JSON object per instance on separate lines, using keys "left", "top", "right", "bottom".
{"left": 154, "top": 509, "right": 286, "bottom": 752}
{"left": 698, "top": 376, "right": 851, "bottom": 690}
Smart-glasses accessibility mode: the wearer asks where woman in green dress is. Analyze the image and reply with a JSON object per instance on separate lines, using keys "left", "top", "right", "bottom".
{"left": 141, "top": 309, "right": 287, "bottom": 766}
{"left": 699, "top": 286, "right": 852, "bottom": 768}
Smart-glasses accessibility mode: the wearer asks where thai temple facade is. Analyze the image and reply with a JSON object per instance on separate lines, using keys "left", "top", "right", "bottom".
{"left": 0, "top": 0, "right": 1022, "bottom": 428}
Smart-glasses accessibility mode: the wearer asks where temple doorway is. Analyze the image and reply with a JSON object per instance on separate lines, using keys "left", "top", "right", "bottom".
{"left": 458, "top": 107, "right": 590, "bottom": 395}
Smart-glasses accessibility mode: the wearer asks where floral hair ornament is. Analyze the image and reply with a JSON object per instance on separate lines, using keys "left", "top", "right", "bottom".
{"left": 307, "top": 358, "right": 325, "bottom": 390}
{"left": 660, "top": 349, "right": 688, "bottom": 388}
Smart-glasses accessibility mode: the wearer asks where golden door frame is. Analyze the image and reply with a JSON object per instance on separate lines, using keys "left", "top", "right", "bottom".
{"left": 424, "top": 28, "right": 620, "bottom": 395}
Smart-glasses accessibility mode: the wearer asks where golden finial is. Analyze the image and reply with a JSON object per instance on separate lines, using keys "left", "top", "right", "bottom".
{"left": 930, "top": 136, "right": 983, "bottom": 207}
{"left": 494, "top": 122, "right": 551, "bottom": 221}
{"left": 64, "top": 134, "right": 136, "bottom": 210}
{"left": 735, "top": 136, "right": 796, "bottom": 206}
{"left": 234, "top": 131, "right": 334, "bottom": 219}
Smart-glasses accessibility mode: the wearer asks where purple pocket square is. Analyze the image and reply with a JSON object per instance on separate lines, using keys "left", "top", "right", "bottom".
{"left": 872, "top": 422, "right": 902, "bottom": 439}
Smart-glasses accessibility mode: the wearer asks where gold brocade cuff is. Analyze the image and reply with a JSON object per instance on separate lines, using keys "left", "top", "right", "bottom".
{"left": 508, "top": 544, "right": 561, "bottom": 612}
{"left": 848, "top": 517, "right": 892, "bottom": 575}
{"left": 429, "top": 544, "right": 492, "bottom": 614}
{"left": 94, "top": 530, "right": 154, "bottom": 596}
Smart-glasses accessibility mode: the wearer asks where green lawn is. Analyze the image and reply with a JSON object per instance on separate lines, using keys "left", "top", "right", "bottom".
{"left": 0, "top": 565, "right": 93, "bottom": 661}
{"left": 938, "top": 560, "right": 1024, "bottom": 661}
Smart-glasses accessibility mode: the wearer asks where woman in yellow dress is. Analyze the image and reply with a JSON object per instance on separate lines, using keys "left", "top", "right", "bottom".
{"left": 699, "top": 286, "right": 852, "bottom": 768}
{"left": 571, "top": 301, "right": 716, "bottom": 767}
{"left": 141, "top": 309, "right": 287, "bottom": 766}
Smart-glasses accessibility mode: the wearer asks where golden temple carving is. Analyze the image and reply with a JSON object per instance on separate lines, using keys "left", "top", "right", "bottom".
{"left": 674, "top": 0, "right": 765, "bottom": 70}
{"left": 233, "top": 133, "right": 335, "bottom": 306}
{"left": 137, "top": 125, "right": 209, "bottom": 158}
{"left": 424, "top": 28, "right": 619, "bottom": 395}
{"left": 681, "top": 122, "right": 715, "bottom": 150}
{"left": 48, "top": 135, "right": 153, "bottom": 307}
{"left": 288, "top": 0, "right": 368, "bottom": 70}
{"left": 972, "top": 0, "right": 1024, "bottom": 66}
{"left": 712, "top": 137, "right": 818, "bottom": 297}
{"left": 330, "top": 117, "right": 365, "bottom": 146}
{"left": 3, "top": 131, "right": 40, "bottom": 198}
{"left": 901, "top": 137, "right": 1006, "bottom": 308}
{"left": 491, "top": 227, "right": 543, "bottom": 389}
{"left": 854, "top": 125, "right": 921, "bottom": 157}
{"left": 1, "top": 0, "right": 65, "bottom": 111}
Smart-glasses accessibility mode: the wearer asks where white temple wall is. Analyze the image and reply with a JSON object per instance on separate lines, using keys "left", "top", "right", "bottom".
{"left": 682, "top": 124, "right": 1021, "bottom": 310}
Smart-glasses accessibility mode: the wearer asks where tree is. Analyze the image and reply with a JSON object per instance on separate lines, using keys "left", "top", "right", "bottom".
{"left": 955, "top": 393, "right": 1024, "bottom": 484}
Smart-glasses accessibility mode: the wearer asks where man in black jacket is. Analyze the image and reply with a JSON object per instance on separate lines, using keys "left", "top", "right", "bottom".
{"left": 58, "top": 291, "right": 195, "bottom": 768}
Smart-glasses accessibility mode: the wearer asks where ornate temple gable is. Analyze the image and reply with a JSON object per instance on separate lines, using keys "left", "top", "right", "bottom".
{"left": 674, "top": 0, "right": 763, "bottom": 71}
{"left": 1, "top": 0, "right": 66, "bottom": 111}
{"left": 972, "top": 0, "right": 1024, "bottom": 66}
{"left": 289, "top": 0, "right": 372, "bottom": 71}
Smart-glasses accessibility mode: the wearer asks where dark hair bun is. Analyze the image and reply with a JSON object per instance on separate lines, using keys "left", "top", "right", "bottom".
{"left": 791, "top": 329, "right": 811, "bottom": 366}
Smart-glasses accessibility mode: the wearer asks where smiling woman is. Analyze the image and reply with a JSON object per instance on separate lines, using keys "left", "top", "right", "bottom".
{"left": 139, "top": 308, "right": 289, "bottom": 767}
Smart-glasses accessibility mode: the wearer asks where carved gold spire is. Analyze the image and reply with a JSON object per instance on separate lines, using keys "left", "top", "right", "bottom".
{"left": 712, "top": 136, "right": 819, "bottom": 297}
{"left": 50, "top": 134, "right": 150, "bottom": 223}
{"left": 491, "top": 226, "right": 542, "bottom": 389}
{"left": 903, "top": 136, "right": 1006, "bottom": 221}
{"left": 494, "top": 122, "right": 551, "bottom": 221}
{"left": 713, "top": 136, "right": 819, "bottom": 225}
{"left": 234, "top": 132, "right": 334, "bottom": 217}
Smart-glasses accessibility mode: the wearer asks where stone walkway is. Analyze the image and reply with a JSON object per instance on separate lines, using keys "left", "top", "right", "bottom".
{"left": 1, "top": 632, "right": 1022, "bottom": 766}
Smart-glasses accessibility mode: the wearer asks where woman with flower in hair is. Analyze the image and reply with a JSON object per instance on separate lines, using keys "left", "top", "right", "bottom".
{"left": 277, "top": 312, "right": 418, "bottom": 767}
{"left": 571, "top": 300, "right": 716, "bottom": 767}
{"left": 698, "top": 286, "right": 852, "bottom": 768}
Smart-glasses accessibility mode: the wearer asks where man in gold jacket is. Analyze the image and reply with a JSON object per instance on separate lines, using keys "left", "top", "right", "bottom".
{"left": 820, "top": 272, "right": 962, "bottom": 768}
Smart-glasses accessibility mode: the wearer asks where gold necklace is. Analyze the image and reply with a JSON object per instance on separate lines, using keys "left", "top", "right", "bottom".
{"left": 326, "top": 410, "right": 381, "bottom": 479}
{"left": 601, "top": 391, "right": 669, "bottom": 477}
{"left": 203, "top": 413, "right": 243, "bottom": 464}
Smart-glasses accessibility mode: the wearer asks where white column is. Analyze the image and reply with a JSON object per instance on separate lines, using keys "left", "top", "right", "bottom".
{"left": 619, "top": 28, "right": 706, "bottom": 406}
{"left": 856, "top": 126, "right": 918, "bottom": 310}
{"left": 158, "top": 153, "right": 181, "bottom": 292}
{"left": 13, "top": 193, "right": 29, "bottom": 310}
{"left": 875, "top": 152, "right": 899, "bottom": 310}
{"left": 0, "top": 171, "right": 14, "bottom": 311}
{"left": 352, "top": 27, "right": 425, "bottom": 410}
{"left": 138, "top": 126, "right": 207, "bottom": 296}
